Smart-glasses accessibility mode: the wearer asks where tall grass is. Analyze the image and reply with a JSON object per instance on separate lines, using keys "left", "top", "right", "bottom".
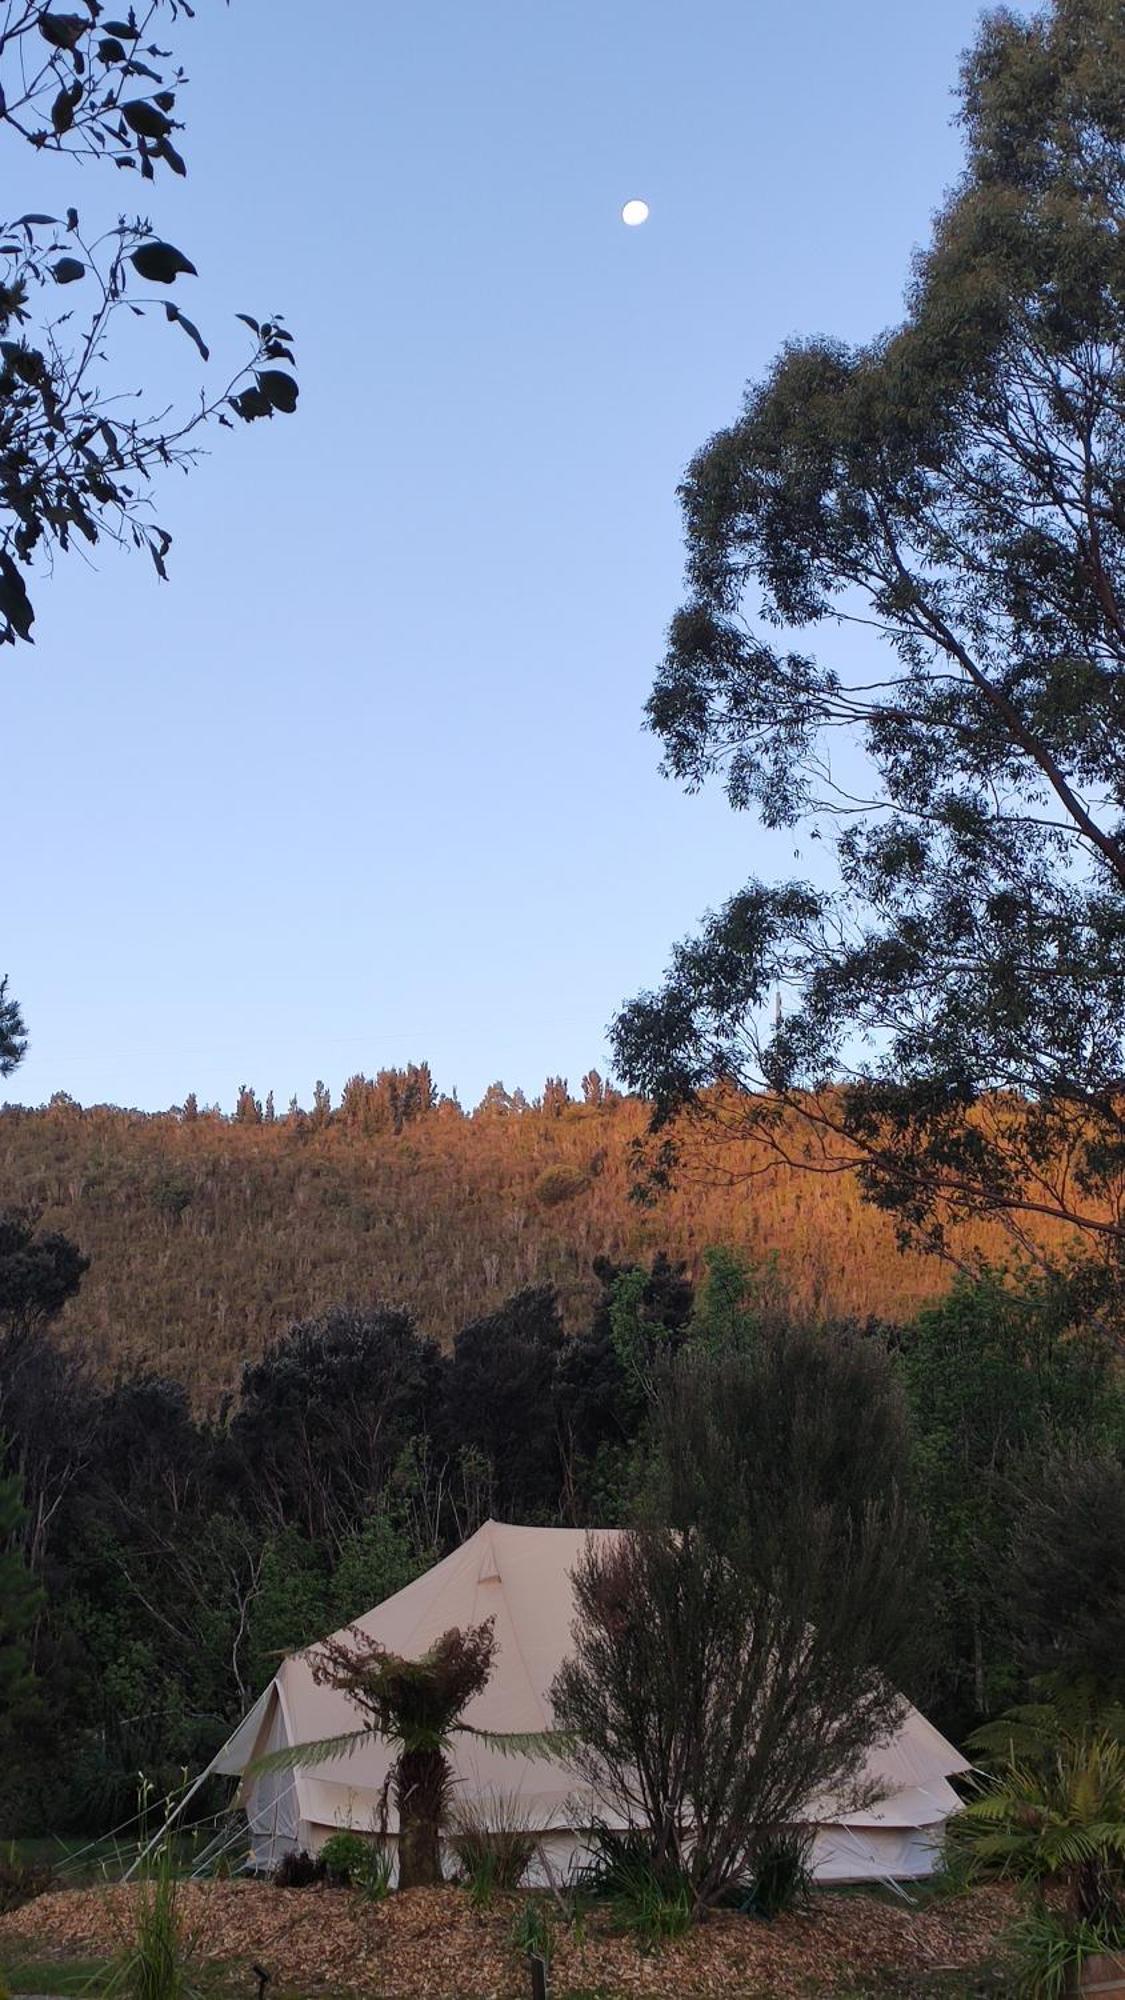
{"left": 448, "top": 1790, "right": 537, "bottom": 1904}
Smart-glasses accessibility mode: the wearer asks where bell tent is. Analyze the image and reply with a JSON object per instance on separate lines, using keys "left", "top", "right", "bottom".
{"left": 205, "top": 1519, "right": 968, "bottom": 1884}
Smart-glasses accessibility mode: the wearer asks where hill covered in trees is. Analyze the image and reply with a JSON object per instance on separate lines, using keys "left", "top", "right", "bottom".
{"left": 0, "top": 1066, "right": 1078, "bottom": 1402}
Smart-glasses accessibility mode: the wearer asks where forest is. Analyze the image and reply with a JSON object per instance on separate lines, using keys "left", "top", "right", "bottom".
{"left": 1, "top": 1182, "right": 1121, "bottom": 1845}
{"left": 0, "top": 1068, "right": 1088, "bottom": 1402}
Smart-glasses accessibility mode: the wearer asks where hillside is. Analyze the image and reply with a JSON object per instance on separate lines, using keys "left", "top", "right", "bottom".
{"left": 0, "top": 1086, "right": 1074, "bottom": 1404}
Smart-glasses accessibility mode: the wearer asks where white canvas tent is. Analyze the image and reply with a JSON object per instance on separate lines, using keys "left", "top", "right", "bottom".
{"left": 205, "top": 1520, "right": 968, "bottom": 1885}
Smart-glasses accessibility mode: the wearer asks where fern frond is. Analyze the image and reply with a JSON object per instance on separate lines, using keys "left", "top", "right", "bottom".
{"left": 249, "top": 1727, "right": 376, "bottom": 1774}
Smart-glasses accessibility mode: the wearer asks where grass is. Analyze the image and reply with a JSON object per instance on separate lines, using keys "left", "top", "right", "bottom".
{"left": 5, "top": 1835, "right": 199, "bottom": 1888}
{"left": 0, "top": 1962, "right": 110, "bottom": 1994}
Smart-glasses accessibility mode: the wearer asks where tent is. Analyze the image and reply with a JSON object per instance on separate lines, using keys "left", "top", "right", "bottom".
{"left": 206, "top": 1520, "right": 968, "bottom": 1884}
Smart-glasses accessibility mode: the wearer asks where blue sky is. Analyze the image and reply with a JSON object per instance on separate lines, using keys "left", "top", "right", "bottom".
{"left": 6, "top": 0, "right": 989, "bottom": 1113}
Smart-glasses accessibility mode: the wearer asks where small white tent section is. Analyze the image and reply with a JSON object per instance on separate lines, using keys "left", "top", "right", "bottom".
{"left": 206, "top": 1520, "right": 968, "bottom": 1884}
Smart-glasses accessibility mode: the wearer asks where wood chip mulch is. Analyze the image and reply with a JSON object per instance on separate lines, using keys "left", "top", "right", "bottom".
{"left": 0, "top": 1879, "right": 1015, "bottom": 1997}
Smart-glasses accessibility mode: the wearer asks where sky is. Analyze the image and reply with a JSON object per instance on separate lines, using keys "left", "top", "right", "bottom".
{"left": 5, "top": 0, "right": 992, "bottom": 1115}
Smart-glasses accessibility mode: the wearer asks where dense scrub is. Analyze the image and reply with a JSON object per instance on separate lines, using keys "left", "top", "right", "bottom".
{"left": 0, "top": 1087, "right": 1078, "bottom": 1403}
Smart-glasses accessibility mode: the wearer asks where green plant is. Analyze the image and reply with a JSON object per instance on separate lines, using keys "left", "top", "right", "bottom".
{"left": 318, "top": 1830, "right": 369, "bottom": 1886}
{"left": 271, "top": 1846, "right": 325, "bottom": 1888}
{"left": 449, "top": 1789, "right": 537, "bottom": 1903}
{"left": 511, "top": 1896, "right": 554, "bottom": 1964}
{"left": 741, "top": 1827, "right": 813, "bottom": 1919}
{"left": 952, "top": 1728, "right": 1125, "bottom": 1930}
{"left": 573, "top": 1827, "right": 694, "bottom": 1944}
{"left": 318, "top": 1829, "right": 392, "bottom": 1899}
{"left": 104, "top": 1837, "right": 197, "bottom": 2000}
{"left": 1009, "top": 1906, "right": 1125, "bottom": 2000}
{"left": 950, "top": 1712, "right": 1125, "bottom": 1996}
{"left": 0, "top": 1842, "right": 53, "bottom": 1913}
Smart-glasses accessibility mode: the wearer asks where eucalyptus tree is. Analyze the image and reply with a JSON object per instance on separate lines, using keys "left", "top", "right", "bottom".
{"left": 613, "top": 0, "right": 1125, "bottom": 1297}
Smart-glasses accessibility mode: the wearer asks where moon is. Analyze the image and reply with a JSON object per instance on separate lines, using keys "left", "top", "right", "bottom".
{"left": 621, "top": 199, "right": 650, "bottom": 227}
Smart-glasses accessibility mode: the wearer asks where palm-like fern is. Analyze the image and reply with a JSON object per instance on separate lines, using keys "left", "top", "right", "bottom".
{"left": 250, "top": 1620, "right": 571, "bottom": 1889}
{"left": 951, "top": 1727, "right": 1125, "bottom": 1932}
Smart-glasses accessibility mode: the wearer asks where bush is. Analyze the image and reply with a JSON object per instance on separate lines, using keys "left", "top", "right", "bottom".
{"left": 532, "top": 1166, "right": 588, "bottom": 1208}
{"left": 448, "top": 1791, "right": 537, "bottom": 1903}
{"left": 271, "top": 1847, "right": 325, "bottom": 1889}
{"left": 0, "top": 1845, "right": 53, "bottom": 1913}
{"left": 1010, "top": 1906, "right": 1125, "bottom": 2000}
{"left": 574, "top": 1826, "right": 694, "bottom": 1944}
{"left": 104, "top": 1839, "right": 195, "bottom": 2000}
{"left": 742, "top": 1828, "right": 813, "bottom": 1919}
{"left": 511, "top": 1896, "right": 554, "bottom": 1963}
{"left": 318, "top": 1829, "right": 393, "bottom": 1899}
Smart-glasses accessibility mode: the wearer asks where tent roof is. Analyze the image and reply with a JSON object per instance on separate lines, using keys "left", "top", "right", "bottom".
{"left": 213, "top": 1520, "right": 969, "bottom": 1832}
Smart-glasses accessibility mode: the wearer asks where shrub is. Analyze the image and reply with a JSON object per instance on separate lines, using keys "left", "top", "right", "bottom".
{"left": 449, "top": 1790, "right": 537, "bottom": 1902}
{"left": 532, "top": 1166, "right": 588, "bottom": 1208}
{"left": 319, "top": 1830, "right": 369, "bottom": 1885}
{"left": 742, "top": 1828, "right": 813, "bottom": 1919}
{"left": 318, "top": 1829, "right": 393, "bottom": 1899}
{"left": 511, "top": 1896, "right": 554, "bottom": 1963}
{"left": 271, "top": 1847, "right": 325, "bottom": 1889}
{"left": 0, "top": 1845, "right": 53, "bottom": 1913}
{"left": 574, "top": 1826, "right": 694, "bottom": 1944}
{"left": 104, "top": 1839, "right": 196, "bottom": 2000}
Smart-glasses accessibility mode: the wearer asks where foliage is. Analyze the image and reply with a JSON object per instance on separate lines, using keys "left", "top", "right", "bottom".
{"left": 448, "top": 1790, "right": 537, "bottom": 1900}
{"left": 742, "top": 1827, "right": 814, "bottom": 1920}
{"left": 1007, "top": 1905, "right": 1125, "bottom": 2000}
{"left": 0, "top": 1209, "right": 89, "bottom": 1332}
{"left": 317, "top": 1829, "right": 392, "bottom": 1898}
{"left": 0, "top": 1465, "right": 43, "bottom": 1721}
{"left": 104, "top": 1837, "right": 196, "bottom": 2000}
{"left": 510, "top": 1895, "right": 554, "bottom": 1964}
{"left": 0, "top": 1088, "right": 1085, "bottom": 1408}
{"left": 230, "top": 1307, "right": 442, "bottom": 1546}
{"left": 0, "top": 1841, "right": 52, "bottom": 1913}
{"left": 442, "top": 1288, "right": 564, "bottom": 1519}
{"left": 0, "top": 981, "right": 25, "bottom": 1076}
{"left": 270, "top": 1847, "right": 324, "bottom": 1889}
{"left": 951, "top": 1723, "right": 1125, "bottom": 1936}
{"left": 0, "top": 1, "right": 297, "bottom": 645}
{"left": 290, "top": 1621, "right": 500, "bottom": 1889}
{"left": 551, "top": 1329, "right": 927, "bottom": 1915}
{"left": 898, "top": 1273, "right": 1120, "bottom": 1725}
{"left": 573, "top": 1827, "right": 694, "bottom": 1944}
{"left": 612, "top": 0, "right": 1125, "bottom": 1295}
{"left": 1004, "top": 1452, "right": 1125, "bottom": 1699}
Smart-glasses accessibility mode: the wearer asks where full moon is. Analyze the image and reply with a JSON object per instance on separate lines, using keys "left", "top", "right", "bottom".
{"left": 621, "top": 199, "right": 650, "bottom": 226}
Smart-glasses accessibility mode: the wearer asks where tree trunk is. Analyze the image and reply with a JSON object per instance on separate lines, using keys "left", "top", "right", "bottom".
{"left": 395, "top": 1747, "right": 447, "bottom": 1889}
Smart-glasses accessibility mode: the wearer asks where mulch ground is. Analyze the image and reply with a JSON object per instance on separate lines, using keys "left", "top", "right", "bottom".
{"left": 0, "top": 1879, "right": 1015, "bottom": 1997}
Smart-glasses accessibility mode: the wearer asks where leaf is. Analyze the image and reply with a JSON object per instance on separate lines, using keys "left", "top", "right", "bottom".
{"left": 148, "top": 527, "right": 171, "bottom": 580}
{"left": 234, "top": 313, "right": 259, "bottom": 334}
{"left": 37, "top": 13, "right": 87, "bottom": 50}
{"left": 121, "top": 97, "right": 171, "bottom": 139}
{"left": 0, "top": 554, "right": 34, "bottom": 643}
{"left": 164, "top": 300, "right": 208, "bottom": 361}
{"left": 129, "top": 239, "right": 196, "bottom": 284}
{"left": 157, "top": 137, "right": 186, "bottom": 176}
{"left": 51, "top": 86, "right": 76, "bottom": 133}
{"left": 460, "top": 1725, "right": 578, "bottom": 1762}
{"left": 15, "top": 214, "right": 59, "bottom": 227}
{"left": 256, "top": 368, "right": 298, "bottom": 414}
{"left": 66, "top": 207, "right": 78, "bottom": 231}
{"left": 96, "top": 35, "right": 127, "bottom": 60}
{"left": 250, "top": 1729, "right": 375, "bottom": 1775}
{"left": 230, "top": 385, "right": 271, "bottom": 422}
{"left": 51, "top": 256, "right": 86, "bottom": 283}
{"left": 102, "top": 18, "right": 137, "bottom": 34}
{"left": 153, "top": 89, "right": 175, "bottom": 111}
